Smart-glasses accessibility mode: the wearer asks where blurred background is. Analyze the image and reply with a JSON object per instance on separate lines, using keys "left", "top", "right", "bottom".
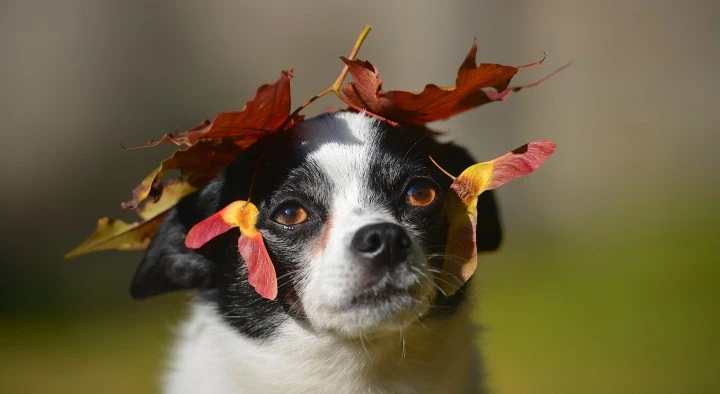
{"left": 1, "top": 0, "right": 718, "bottom": 393}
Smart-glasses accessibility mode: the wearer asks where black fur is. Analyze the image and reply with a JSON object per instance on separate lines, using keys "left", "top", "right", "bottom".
{"left": 130, "top": 113, "right": 502, "bottom": 338}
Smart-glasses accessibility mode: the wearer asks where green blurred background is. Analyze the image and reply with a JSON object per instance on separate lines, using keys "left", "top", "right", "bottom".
{"left": 1, "top": 1, "right": 718, "bottom": 393}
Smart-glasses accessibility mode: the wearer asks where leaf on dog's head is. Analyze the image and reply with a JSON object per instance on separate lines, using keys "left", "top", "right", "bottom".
{"left": 185, "top": 201, "right": 277, "bottom": 300}
{"left": 128, "top": 71, "right": 297, "bottom": 150}
{"left": 65, "top": 181, "right": 195, "bottom": 259}
{"left": 199, "top": 70, "right": 299, "bottom": 147}
{"left": 451, "top": 140, "right": 558, "bottom": 203}
{"left": 341, "top": 40, "right": 556, "bottom": 125}
{"left": 134, "top": 120, "right": 212, "bottom": 149}
{"left": 64, "top": 217, "right": 160, "bottom": 259}
{"left": 439, "top": 140, "right": 557, "bottom": 295}
{"left": 121, "top": 139, "right": 243, "bottom": 209}
{"left": 136, "top": 181, "right": 197, "bottom": 220}
{"left": 121, "top": 70, "right": 297, "bottom": 209}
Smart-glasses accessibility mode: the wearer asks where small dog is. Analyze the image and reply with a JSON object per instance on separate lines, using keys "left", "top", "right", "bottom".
{"left": 131, "top": 112, "right": 502, "bottom": 393}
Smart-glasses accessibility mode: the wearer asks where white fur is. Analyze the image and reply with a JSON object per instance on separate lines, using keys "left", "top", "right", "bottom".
{"left": 165, "top": 301, "right": 482, "bottom": 394}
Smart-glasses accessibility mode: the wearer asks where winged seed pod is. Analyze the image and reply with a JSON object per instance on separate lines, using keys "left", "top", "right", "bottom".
{"left": 434, "top": 141, "right": 557, "bottom": 295}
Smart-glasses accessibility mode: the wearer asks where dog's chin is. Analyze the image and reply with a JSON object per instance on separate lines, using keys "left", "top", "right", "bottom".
{"left": 302, "top": 272, "right": 436, "bottom": 338}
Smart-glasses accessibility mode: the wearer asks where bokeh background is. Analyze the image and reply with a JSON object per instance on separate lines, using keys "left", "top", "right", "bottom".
{"left": 1, "top": 1, "right": 718, "bottom": 393}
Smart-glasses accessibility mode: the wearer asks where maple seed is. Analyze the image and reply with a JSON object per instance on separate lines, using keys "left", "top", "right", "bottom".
{"left": 439, "top": 140, "right": 557, "bottom": 296}
{"left": 185, "top": 201, "right": 278, "bottom": 300}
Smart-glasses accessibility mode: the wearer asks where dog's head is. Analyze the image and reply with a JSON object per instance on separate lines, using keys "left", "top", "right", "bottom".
{"left": 130, "top": 112, "right": 501, "bottom": 338}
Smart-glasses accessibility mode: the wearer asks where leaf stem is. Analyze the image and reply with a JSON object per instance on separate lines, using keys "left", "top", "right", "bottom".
{"left": 285, "top": 86, "right": 332, "bottom": 124}
{"left": 331, "top": 24, "right": 372, "bottom": 92}
{"left": 282, "top": 25, "right": 372, "bottom": 129}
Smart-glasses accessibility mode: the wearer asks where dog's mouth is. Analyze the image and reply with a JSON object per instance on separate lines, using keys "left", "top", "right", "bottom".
{"left": 282, "top": 267, "right": 433, "bottom": 328}
{"left": 348, "top": 267, "right": 430, "bottom": 308}
{"left": 306, "top": 267, "right": 435, "bottom": 337}
{"left": 350, "top": 282, "right": 409, "bottom": 307}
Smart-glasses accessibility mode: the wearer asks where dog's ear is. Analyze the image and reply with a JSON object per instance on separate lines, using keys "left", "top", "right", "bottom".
{"left": 433, "top": 141, "right": 503, "bottom": 252}
{"left": 130, "top": 140, "right": 265, "bottom": 299}
{"left": 130, "top": 184, "right": 222, "bottom": 299}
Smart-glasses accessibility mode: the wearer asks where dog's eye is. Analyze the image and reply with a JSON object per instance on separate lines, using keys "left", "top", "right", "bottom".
{"left": 405, "top": 182, "right": 437, "bottom": 207}
{"left": 272, "top": 203, "right": 308, "bottom": 225}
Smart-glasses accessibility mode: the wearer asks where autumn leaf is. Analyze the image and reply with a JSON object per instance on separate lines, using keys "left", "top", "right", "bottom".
{"left": 65, "top": 181, "right": 196, "bottom": 259}
{"left": 341, "top": 40, "right": 554, "bottom": 125}
{"left": 185, "top": 201, "right": 277, "bottom": 300}
{"left": 121, "top": 70, "right": 298, "bottom": 210}
{"left": 437, "top": 140, "right": 557, "bottom": 295}
{"left": 133, "top": 120, "right": 212, "bottom": 149}
{"left": 197, "top": 70, "right": 299, "bottom": 147}
{"left": 121, "top": 139, "right": 243, "bottom": 209}
{"left": 135, "top": 181, "right": 197, "bottom": 220}
{"left": 70, "top": 68, "right": 300, "bottom": 260}
{"left": 128, "top": 70, "right": 298, "bottom": 150}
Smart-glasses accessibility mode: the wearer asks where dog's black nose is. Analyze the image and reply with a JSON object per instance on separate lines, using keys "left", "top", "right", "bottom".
{"left": 351, "top": 223, "right": 412, "bottom": 267}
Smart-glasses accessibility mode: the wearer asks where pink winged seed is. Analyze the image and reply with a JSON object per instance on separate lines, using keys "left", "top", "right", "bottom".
{"left": 488, "top": 140, "right": 557, "bottom": 189}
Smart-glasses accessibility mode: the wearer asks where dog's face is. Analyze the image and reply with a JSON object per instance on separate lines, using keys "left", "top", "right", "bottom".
{"left": 130, "top": 112, "right": 501, "bottom": 339}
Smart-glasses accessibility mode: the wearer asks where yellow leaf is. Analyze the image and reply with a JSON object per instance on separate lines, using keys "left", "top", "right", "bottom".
{"left": 65, "top": 180, "right": 196, "bottom": 259}
{"left": 64, "top": 216, "right": 163, "bottom": 259}
{"left": 137, "top": 181, "right": 196, "bottom": 220}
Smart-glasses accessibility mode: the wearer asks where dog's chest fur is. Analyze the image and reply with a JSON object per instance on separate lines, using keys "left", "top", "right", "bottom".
{"left": 164, "top": 301, "right": 482, "bottom": 394}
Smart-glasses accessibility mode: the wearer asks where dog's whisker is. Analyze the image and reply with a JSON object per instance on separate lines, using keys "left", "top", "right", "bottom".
{"left": 274, "top": 269, "right": 301, "bottom": 283}
{"left": 399, "top": 325, "right": 408, "bottom": 367}
{"left": 429, "top": 274, "right": 467, "bottom": 296}
{"left": 401, "top": 131, "right": 435, "bottom": 162}
{"left": 428, "top": 280, "right": 449, "bottom": 298}
{"left": 359, "top": 329, "right": 371, "bottom": 360}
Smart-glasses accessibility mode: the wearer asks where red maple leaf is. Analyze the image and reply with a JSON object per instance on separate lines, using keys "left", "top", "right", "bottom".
{"left": 193, "top": 69, "right": 301, "bottom": 147}
{"left": 122, "top": 70, "right": 298, "bottom": 209}
{"left": 341, "top": 40, "right": 554, "bottom": 125}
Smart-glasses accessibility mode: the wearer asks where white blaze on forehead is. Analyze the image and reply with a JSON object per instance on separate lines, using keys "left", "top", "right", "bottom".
{"left": 304, "top": 112, "right": 382, "bottom": 217}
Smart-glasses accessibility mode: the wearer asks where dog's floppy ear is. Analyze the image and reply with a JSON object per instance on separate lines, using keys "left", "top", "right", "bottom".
{"left": 130, "top": 184, "right": 222, "bottom": 299}
{"left": 130, "top": 140, "right": 265, "bottom": 299}
{"left": 434, "top": 142, "right": 503, "bottom": 252}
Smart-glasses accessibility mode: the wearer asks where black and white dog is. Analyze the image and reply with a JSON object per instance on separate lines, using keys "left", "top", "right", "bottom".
{"left": 131, "top": 112, "right": 502, "bottom": 393}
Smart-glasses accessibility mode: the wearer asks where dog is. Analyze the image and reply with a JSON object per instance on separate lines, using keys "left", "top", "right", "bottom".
{"left": 130, "top": 111, "right": 502, "bottom": 393}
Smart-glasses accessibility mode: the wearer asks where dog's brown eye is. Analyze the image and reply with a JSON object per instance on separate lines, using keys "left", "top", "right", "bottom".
{"left": 405, "top": 182, "right": 437, "bottom": 207}
{"left": 272, "top": 203, "right": 308, "bottom": 225}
